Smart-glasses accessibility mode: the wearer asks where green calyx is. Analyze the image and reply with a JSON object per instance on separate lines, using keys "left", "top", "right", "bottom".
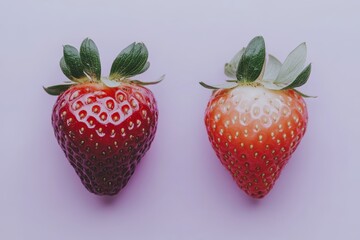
{"left": 44, "top": 38, "right": 162, "bottom": 96}
{"left": 200, "top": 36, "right": 314, "bottom": 97}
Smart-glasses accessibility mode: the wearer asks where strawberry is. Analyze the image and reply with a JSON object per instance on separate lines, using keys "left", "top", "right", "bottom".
{"left": 44, "top": 38, "right": 163, "bottom": 195}
{"left": 200, "top": 36, "right": 312, "bottom": 199}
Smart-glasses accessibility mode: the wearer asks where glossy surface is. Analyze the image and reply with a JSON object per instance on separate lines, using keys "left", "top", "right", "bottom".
{"left": 205, "top": 86, "right": 307, "bottom": 198}
{"left": 52, "top": 83, "right": 158, "bottom": 195}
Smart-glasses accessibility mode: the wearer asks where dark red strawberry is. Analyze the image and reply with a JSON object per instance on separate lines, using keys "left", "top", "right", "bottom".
{"left": 201, "top": 36, "right": 312, "bottom": 199}
{"left": 45, "top": 38, "right": 163, "bottom": 195}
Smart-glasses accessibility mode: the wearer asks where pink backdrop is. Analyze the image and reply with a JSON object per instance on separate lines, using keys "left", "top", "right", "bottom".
{"left": 1, "top": 0, "right": 359, "bottom": 239}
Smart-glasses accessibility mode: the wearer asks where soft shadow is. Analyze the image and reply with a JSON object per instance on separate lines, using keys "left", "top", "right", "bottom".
{"left": 98, "top": 195, "right": 119, "bottom": 205}
{"left": 234, "top": 190, "right": 272, "bottom": 209}
{"left": 245, "top": 197, "right": 262, "bottom": 206}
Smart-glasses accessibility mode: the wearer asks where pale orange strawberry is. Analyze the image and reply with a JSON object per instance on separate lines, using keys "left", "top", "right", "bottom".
{"left": 201, "top": 36, "right": 312, "bottom": 198}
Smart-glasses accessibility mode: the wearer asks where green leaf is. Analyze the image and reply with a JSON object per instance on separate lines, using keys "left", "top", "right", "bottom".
{"left": 236, "top": 36, "right": 266, "bottom": 82}
{"left": 43, "top": 84, "right": 75, "bottom": 96}
{"left": 224, "top": 48, "right": 245, "bottom": 79}
{"left": 110, "top": 42, "right": 149, "bottom": 79}
{"left": 131, "top": 74, "right": 165, "bottom": 85}
{"left": 263, "top": 55, "right": 282, "bottom": 81}
{"left": 260, "top": 55, "right": 283, "bottom": 90}
{"left": 283, "top": 63, "right": 312, "bottom": 89}
{"left": 110, "top": 42, "right": 135, "bottom": 77}
{"left": 80, "top": 38, "right": 101, "bottom": 80}
{"left": 63, "top": 45, "right": 86, "bottom": 79}
{"left": 199, "top": 81, "right": 238, "bottom": 90}
{"left": 60, "top": 57, "right": 75, "bottom": 81}
{"left": 293, "top": 89, "right": 317, "bottom": 98}
{"left": 275, "top": 43, "right": 306, "bottom": 86}
{"left": 137, "top": 61, "right": 150, "bottom": 74}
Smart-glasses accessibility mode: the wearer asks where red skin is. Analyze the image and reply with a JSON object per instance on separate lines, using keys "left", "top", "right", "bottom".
{"left": 205, "top": 86, "right": 307, "bottom": 198}
{"left": 52, "top": 83, "right": 158, "bottom": 195}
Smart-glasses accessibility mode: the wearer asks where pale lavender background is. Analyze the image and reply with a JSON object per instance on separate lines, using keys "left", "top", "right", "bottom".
{"left": 1, "top": 0, "right": 359, "bottom": 239}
